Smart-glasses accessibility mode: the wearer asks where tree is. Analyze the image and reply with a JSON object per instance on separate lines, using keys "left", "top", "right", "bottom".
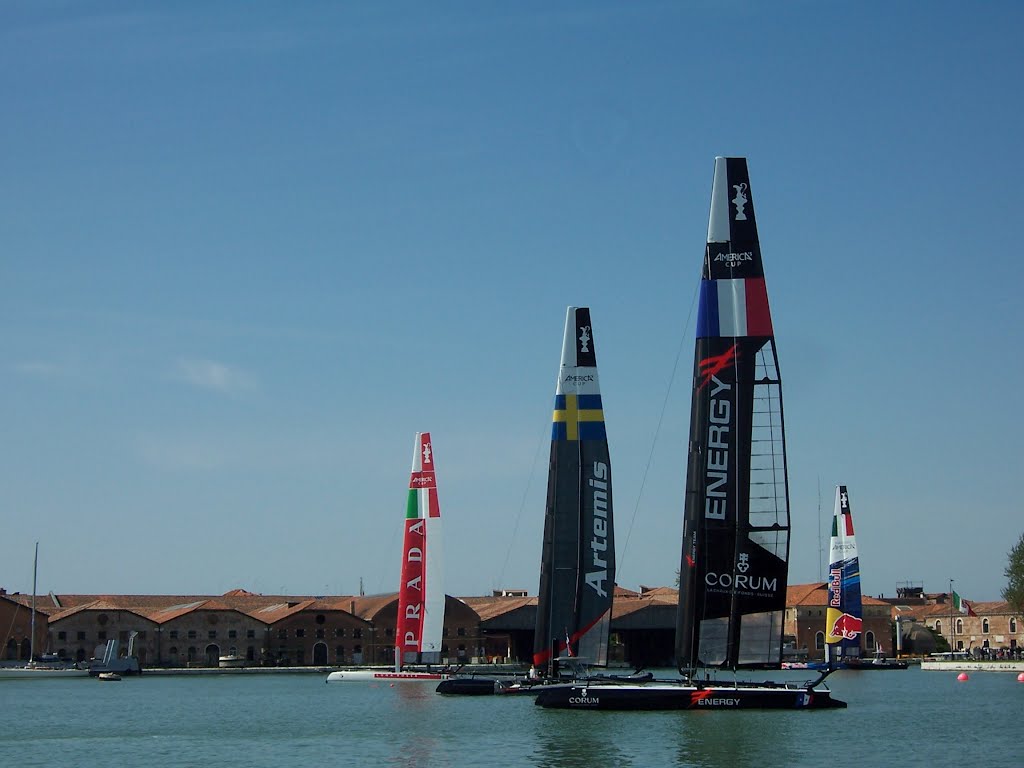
{"left": 1002, "top": 532, "right": 1024, "bottom": 617}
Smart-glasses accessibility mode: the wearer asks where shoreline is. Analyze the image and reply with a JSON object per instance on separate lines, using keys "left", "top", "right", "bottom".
{"left": 919, "top": 660, "right": 1024, "bottom": 672}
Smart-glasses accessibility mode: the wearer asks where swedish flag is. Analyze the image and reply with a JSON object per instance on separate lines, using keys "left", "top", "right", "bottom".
{"left": 552, "top": 394, "right": 606, "bottom": 441}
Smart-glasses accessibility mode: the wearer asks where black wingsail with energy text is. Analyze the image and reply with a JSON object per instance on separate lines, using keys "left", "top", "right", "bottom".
{"left": 534, "top": 306, "right": 614, "bottom": 669}
{"left": 676, "top": 158, "right": 791, "bottom": 672}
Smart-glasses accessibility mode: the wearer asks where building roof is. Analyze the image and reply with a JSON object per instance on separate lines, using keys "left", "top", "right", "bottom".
{"left": 460, "top": 595, "right": 537, "bottom": 622}
{"left": 786, "top": 582, "right": 892, "bottom": 608}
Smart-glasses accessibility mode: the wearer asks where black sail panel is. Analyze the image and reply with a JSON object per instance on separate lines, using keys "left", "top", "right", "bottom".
{"left": 534, "top": 307, "right": 614, "bottom": 668}
{"left": 677, "top": 158, "right": 791, "bottom": 672}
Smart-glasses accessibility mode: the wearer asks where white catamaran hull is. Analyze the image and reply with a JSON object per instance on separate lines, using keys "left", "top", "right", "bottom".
{"left": 0, "top": 666, "right": 91, "bottom": 680}
{"left": 326, "top": 669, "right": 452, "bottom": 683}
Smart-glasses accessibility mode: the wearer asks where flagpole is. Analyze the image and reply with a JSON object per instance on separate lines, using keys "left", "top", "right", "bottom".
{"left": 950, "top": 578, "right": 955, "bottom": 654}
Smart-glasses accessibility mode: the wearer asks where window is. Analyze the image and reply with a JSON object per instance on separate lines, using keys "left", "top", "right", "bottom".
{"left": 77, "top": 631, "right": 86, "bottom": 641}
{"left": 58, "top": 631, "right": 66, "bottom": 641}
{"left": 865, "top": 631, "right": 876, "bottom": 650}
{"left": 336, "top": 646, "right": 345, "bottom": 661}
{"left": 188, "top": 630, "right": 197, "bottom": 640}
{"left": 296, "top": 629, "right": 305, "bottom": 638}
{"left": 316, "top": 614, "right": 326, "bottom": 625}
{"left": 247, "top": 629, "right": 255, "bottom": 639}
{"left": 1010, "top": 618, "right": 1018, "bottom": 633}
{"left": 385, "top": 628, "right": 393, "bottom": 638}
{"left": 169, "top": 630, "right": 179, "bottom": 640}
{"left": 316, "top": 628, "right": 324, "bottom": 639}
{"left": 814, "top": 632, "right": 825, "bottom": 650}
{"left": 982, "top": 618, "right": 990, "bottom": 633}
{"left": 457, "top": 627, "right": 466, "bottom": 637}
{"left": 208, "top": 630, "right": 217, "bottom": 639}
{"left": 956, "top": 618, "right": 963, "bottom": 634}
{"left": 228, "top": 630, "right": 237, "bottom": 639}
{"left": 335, "top": 628, "right": 346, "bottom": 638}
{"left": 98, "top": 631, "right": 107, "bottom": 641}
{"left": 353, "top": 629, "right": 362, "bottom": 639}
{"left": 935, "top": 620, "right": 941, "bottom": 634}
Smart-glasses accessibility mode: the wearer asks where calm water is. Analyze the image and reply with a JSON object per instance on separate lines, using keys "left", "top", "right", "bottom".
{"left": 1, "top": 668, "right": 1020, "bottom": 767}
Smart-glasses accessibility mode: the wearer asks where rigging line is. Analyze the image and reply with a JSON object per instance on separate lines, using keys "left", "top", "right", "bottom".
{"left": 494, "top": 421, "right": 548, "bottom": 591}
{"left": 817, "top": 476, "right": 823, "bottom": 583}
{"left": 617, "top": 272, "right": 701, "bottom": 579}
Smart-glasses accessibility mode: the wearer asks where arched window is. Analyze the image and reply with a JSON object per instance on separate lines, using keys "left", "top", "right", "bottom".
{"left": 982, "top": 618, "right": 990, "bottom": 633}
{"left": 956, "top": 618, "right": 963, "bottom": 634}
{"left": 865, "top": 631, "right": 876, "bottom": 650}
{"left": 935, "top": 620, "right": 942, "bottom": 634}
{"left": 1010, "top": 618, "right": 1017, "bottom": 633}
{"left": 814, "top": 631, "right": 825, "bottom": 650}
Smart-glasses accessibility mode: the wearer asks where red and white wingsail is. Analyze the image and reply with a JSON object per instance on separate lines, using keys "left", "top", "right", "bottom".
{"left": 326, "top": 433, "right": 448, "bottom": 683}
{"left": 395, "top": 432, "right": 445, "bottom": 670}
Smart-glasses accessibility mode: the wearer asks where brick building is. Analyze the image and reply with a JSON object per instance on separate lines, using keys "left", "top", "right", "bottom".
{"left": 1, "top": 591, "right": 48, "bottom": 661}
{"left": 918, "top": 597, "right": 1022, "bottom": 654}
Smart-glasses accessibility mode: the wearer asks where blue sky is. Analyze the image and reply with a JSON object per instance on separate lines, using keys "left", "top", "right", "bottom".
{"left": 2, "top": 2, "right": 1021, "bottom": 602}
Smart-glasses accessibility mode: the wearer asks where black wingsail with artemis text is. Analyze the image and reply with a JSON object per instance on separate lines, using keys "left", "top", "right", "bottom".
{"left": 676, "top": 158, "right": 791, "bottom": 672}
{"left": 534, "top": 307, "right": 614, "bottom": 669}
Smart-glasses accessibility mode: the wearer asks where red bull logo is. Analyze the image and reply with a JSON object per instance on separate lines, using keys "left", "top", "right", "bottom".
{"left": 830, "top": 613, "right": 862, "bottom": 640}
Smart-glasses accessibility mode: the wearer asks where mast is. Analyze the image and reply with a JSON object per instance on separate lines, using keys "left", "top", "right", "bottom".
{"left": 533, "top": 307, "right": 614, "bottom": 670}
{"left": 949, "top": 578, "right": 955, "bottom": 653}
{"left": 677, "top": 157, "right": 791, "bottom": 674}
{"left": 30, "top": 542, "right": 38, "bottom": 664}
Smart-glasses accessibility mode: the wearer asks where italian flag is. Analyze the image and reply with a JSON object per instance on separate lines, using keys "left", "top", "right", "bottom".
{"left": 953, "top": 591, "right": 977, "bottom": 617}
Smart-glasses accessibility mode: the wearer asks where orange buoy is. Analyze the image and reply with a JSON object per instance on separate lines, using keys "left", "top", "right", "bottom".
{"left": 1017, "top": 672, "right": 1024, "bottom": 683}
{"left": 957, "top": 672, "right": 969, "bottom": 681}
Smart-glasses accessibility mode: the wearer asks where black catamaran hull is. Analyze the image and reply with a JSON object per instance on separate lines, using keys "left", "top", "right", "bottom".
{"left": 434, "top": 677, "right": 551, "bottom": 695}
{"left": 843, "top": 660, "right": 908, "bottom": 671}
{"left": 535, "top": 682, "right": 847, "bottom": 710}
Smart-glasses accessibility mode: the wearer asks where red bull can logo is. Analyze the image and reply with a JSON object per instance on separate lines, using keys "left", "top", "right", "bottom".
{"left": 830, "top": 612, "right": 862, "bottom": 640}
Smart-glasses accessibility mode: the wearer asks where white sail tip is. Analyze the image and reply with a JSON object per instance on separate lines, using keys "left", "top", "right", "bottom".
{"left": 707, "top": 157, "right": 731, "bottom": 243}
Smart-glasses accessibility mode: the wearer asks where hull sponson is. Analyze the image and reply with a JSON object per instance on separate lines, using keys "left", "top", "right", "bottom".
{"left": 534, "top": 307, "right": 614, "bottom": 667}
{"left": 534, "top": 682, "right": 846, "bottom": 710}
{"left": 826, "top": 485, "right": 863, "bottom": 660}
{"left": 677, "top": 158, "right": 791, "bottom": 671}
{"left": 397, "top": 433, "right": 444, "bottom": 667}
